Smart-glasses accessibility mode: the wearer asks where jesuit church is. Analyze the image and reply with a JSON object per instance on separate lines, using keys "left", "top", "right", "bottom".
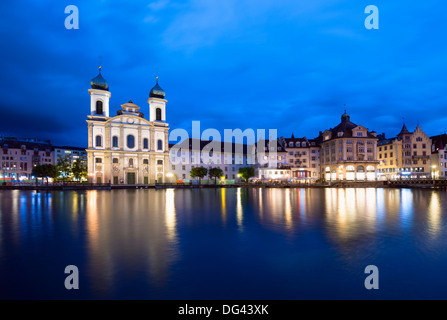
{"left": 86, "top": 67, "right": 170, "bottom": 184}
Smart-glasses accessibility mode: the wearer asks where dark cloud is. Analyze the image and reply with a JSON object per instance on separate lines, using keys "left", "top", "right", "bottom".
{"left": 0, "top": 0, "right": 446, "bottom": 146}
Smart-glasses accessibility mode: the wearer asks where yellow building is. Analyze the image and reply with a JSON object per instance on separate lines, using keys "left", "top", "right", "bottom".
{"left": 377, "top": 124, "right": 431, "bottom": 180}
{"left": 320, "top": 112, "right": 379, "bottom": 181}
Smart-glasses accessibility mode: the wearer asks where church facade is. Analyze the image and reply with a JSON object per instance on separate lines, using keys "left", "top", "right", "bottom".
{"left": 86, "top": 67, "right": 169, "bottom": 184}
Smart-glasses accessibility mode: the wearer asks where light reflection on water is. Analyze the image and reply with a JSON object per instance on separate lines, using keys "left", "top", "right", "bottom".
{"left": 1, "top": 187, "right": 447, "bottom": 299}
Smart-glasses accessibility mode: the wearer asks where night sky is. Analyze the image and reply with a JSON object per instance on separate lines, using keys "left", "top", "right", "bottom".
{"left": 1, "top": 1, "right": 446, "bottom": 147}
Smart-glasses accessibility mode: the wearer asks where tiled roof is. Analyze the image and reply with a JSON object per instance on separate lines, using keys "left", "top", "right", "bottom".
{"left": 0, "top": 138, "right": 53, "bottom": 151}
{"left": 169, "top": 138, "right": 252, "bottom": 155}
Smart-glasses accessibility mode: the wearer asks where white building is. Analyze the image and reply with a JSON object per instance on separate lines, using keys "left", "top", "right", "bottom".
{"left": 86, "top": 67, "right": 169, "bottom": 184}
{"left": 280, "top": 134, "right": 321, "bottom": 183}
{"left": 254, "top": 139, "right": 291, "bottom": 181}
{"left": 168, "top": 139, "right": 254, "bottom": 182}
{"left": 54, "top": 146, "right": 87, "bottom": 166}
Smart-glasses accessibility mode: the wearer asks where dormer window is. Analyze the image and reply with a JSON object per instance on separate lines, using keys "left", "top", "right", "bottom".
{"left": 338, "top": 132, "right": 343, "bottom": 137}
{"left": 296, "top": 142, "right": 300, "bottom": 147}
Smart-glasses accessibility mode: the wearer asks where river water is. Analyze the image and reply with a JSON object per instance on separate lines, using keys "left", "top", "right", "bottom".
{"left": 1, "top": 187, "right": 446, "bottom": 299}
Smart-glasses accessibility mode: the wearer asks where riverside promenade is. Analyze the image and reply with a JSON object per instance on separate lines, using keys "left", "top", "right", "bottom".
{"left": 2, "top": 179, "right": 447, "bottom": 191}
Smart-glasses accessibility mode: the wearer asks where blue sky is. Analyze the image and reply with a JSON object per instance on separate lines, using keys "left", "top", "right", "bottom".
{"left": 0, "top": 0, "right": 446, "bottom": 146}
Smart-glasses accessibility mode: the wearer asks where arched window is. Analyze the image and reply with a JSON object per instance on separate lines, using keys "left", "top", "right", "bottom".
{"left": 95, "top": 135, "right": 102, "bottom": 147}
{"left": 127, "top": 135, "right": 135, "bottom": 149}
{"left": 112, "top": 136, "right": 118, "bottom": 148}
{"left": 296, "top": 142, "right": 300, "bottom": 147}
{"left": 157, "top": 139, "right": 163, "bottom": 150}
{"left": 357, "top": 165, "right": 365, "bottom": 172}
{"left": 129, "top": 158, "right": 134, "bottom": 167}
{"left": 96, "top": 100, "right": 103, "bottom": 115}
{"left": 346, "top": 165, "right": 355, "bottom": 171}
{"left": 143, "top": 138, "right": 149, "bottom": 149}
{"left": 156, "top": 108, "right": 162, "bottom": 121}
{"left": 289, "top": 142, "right": 293, "bottom": 147}
{"left": 302, "top": 142, "right": 306, "bottom": 147}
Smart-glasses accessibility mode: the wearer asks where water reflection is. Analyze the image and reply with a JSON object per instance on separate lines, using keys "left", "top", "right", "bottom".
{"left": 221, "top": 188, "right": 226, "bottom": 225}
{"left": 254, "top": 188, "right": 313, "bottom": 234}
{"left": 236, "top": 188, "right": 243, "bottom": 231}
{"left": 84, "top": 189, "right": 180, "bottom": 294}
{"left": 428, "top": 192, "right": 441, "bottom": 237}
{"left": 1, "top": 187, "right": 447, "bottom": 299}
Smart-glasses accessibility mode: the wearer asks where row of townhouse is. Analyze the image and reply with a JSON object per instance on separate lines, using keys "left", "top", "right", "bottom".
{"left": 0, "top": 137, "right": 87, "bottom": 181}
{"left": 251, "top": 112, "right": 445, "bottom": 182}
{"left": 376, "top": 126, "right": 447, "bottom": 180}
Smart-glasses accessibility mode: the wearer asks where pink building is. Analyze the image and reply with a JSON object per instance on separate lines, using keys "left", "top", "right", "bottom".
{"left": 0, "top": 137, "right": 54, "bottom": 182}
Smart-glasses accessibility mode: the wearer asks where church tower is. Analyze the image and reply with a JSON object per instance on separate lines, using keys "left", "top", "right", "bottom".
{"left": 88, "top": 66, "right": 111, "bottom": 118}
{"left": 148, "top": 76, "right": 167, "bottom": 122}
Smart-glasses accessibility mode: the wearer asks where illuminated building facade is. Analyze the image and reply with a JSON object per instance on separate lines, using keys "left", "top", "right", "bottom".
{"left": 279, "top": 135, "right": 320, "bottom": 183}
{"left": 377, "top": 124, "right": 432, "bottom": 179}
{"left": 86, "top": 68, "right": 170, "bottom": 184}
{"left": 319, "top": 111, "right": 379, "bottom": 181}
{"left": 254, "top": 139, "right": 291, "bottom": 181}
{"left": 0, "top": 137, "right": 54, "bottom": 181}
{"left": 54, "top": 146, "right": 87, "bottom": 166}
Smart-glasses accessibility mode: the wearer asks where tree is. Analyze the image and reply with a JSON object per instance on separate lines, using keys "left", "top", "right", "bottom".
{"left": 44, "top": 164, "right": 60, "bottom": 185}
{"left": 31, "top": 165, "right": 45, "bottom": 185}
{"left": 57, "top": 155, "right": 72, "bottom": 182}
{"left": 190, "top": 166, "right": 208, "bottom": 184}
{"left": 32, "top": 164, "right": 59, "bottom": 185}
{"left": 238, "top": 167, "right": 255, "bottom": 183}
{"left": 72, "top": 159, "right": 87, "bottom": 181}
{"left": 208, "top": 167, "right": 224, "bottom": 184}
